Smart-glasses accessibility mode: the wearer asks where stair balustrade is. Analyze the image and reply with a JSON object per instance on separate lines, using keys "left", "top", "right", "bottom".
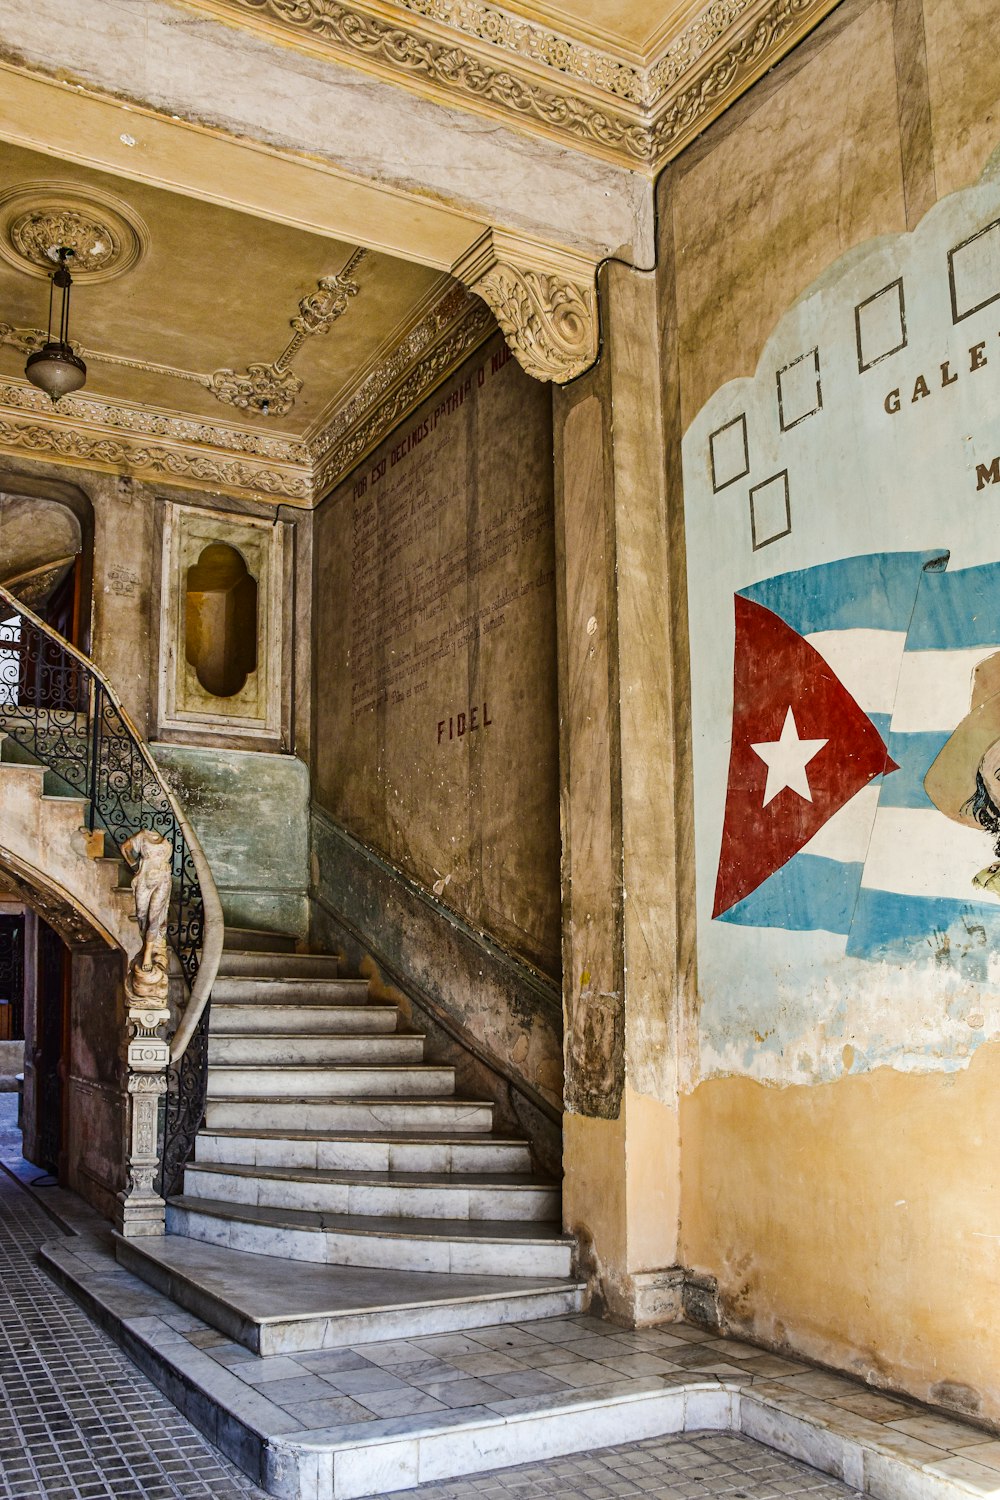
{"left": 0, "top": 582, "right": 224, "bottom": 1203}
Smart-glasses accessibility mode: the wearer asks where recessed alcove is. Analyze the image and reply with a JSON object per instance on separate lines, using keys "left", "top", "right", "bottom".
{"left": 184, "top": 542, "right": 258, "bottom": 699}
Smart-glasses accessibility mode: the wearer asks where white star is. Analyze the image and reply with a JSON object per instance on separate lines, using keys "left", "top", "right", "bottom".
{"left": 751, "top": 707, "right": 828, "bottom": 808}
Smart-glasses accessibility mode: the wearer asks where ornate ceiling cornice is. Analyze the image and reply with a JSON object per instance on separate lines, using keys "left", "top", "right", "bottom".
{"left": 187, "top": 0, "right": 841, "bottom": 170}
{"left": 0, "top": 280, "right": 494, "bottom": 505}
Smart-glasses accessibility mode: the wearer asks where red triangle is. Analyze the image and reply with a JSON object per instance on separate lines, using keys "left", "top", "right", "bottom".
{"left": 712, "top": 595, "right": 897, "bottom": 918}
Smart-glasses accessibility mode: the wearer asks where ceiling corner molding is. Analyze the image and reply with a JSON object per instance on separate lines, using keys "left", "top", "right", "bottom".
{"left": 185, "top": 0, "right": 842, "bottom": 170}
{"left": 454, "top": 230, "right": 598, "bottom": 384}
{"left": 310, "top": 282, "right": 494, "bottom": 496}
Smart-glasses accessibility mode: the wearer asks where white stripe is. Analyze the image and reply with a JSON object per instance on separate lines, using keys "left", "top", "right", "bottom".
{"left": 891, "top": 646, "right": 1000, "bottom": 733}
{"left": 861, "top": 805, "right": 1000, "bottom": 903}
{"left": 804, "top": 629, "right": 905, "bottom": 715}
{"left": 800, "top": 783, "right": 881, "bottom": 864}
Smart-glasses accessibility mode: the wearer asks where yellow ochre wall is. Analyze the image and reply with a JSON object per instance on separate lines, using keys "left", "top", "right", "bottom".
{"left": 659, "top": 0, "right": 1000, "bottom": 1421}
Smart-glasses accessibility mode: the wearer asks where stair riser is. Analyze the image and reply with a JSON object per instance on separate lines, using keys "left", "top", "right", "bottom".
{"left": 167, "top": 1203, "right": 575, "bottom": 1278}
{"left": 182, "top": 1169, "right": 560, "bottom": 1222}
{"left": 207, "top": 1036, "right": 423, "bottom": 1066}
{"left": 217, "top": 952, "right": 342, "bottom": 979}
{"left": 204, "top": 1099, "right": 495, "bottom": 1133}
{"left": 209, "top": 1005, "right": 398, "bottom": 1035}
{"left": 212, "top": 978, "right": 371, "bottom": 1004}
{"left": 194, "top": 1134, "right": 533, "bottom": 1174}
{"left": 115, "top": 1235, "right": 584, "bottom": 1355}
{"left": 206, "top": 1067, "right": 455, "bottom": 1098}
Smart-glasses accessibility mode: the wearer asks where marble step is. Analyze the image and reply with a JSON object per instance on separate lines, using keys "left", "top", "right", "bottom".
{"left": 217, "top": 949, "right": 342, "bottom": 979}
{"left": 204, "top": 1096, "right": 496, "bottom": 1134}
{"left": 194, "top": 1129, "right": 533, "bottom": 1175}
{"left": 114, "top": 1232, "right": 586, "bottom": 1356}
{"left": 223, "top": 927, "right": 297, "bottom": 952}
{"left": 210, "top": 1003, "right": 400, "bottom": 1036}
{"left": 167, "top": 1196, "right": 576, "bottom": 1277}
{"left": 182, "top": 1161, "right": 561, "bottom": 1222}
{"left": 212, "top": 976, "right": 372, "bottom": 1005}
{"left": 206, "top": 1064, "right": 456, "bottom": 1099}
{"left": 207, "top": 1033, "right": 423, "bottom": 1066}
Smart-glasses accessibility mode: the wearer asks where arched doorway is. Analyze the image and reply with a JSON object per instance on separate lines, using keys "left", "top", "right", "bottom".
{"left": 0, "top": 474, "right": 95, "bottom": 650}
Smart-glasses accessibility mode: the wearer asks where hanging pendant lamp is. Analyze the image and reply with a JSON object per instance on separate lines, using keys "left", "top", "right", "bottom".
{"left": 25, "top": 247, "right": 87, "bottom": 402}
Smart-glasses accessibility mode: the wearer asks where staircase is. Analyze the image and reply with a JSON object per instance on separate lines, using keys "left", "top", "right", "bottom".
{"left": 118, "top": 929, "right": 585, "bottom": 1354}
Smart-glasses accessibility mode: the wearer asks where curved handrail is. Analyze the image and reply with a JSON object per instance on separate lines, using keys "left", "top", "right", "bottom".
{"left": 0, "top": 581, "right": 223, "bottom": 1061}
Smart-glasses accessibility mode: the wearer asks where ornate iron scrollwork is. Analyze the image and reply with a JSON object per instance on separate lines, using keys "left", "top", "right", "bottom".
{"left": 0, "top": 588, "right": 212, "bottom": 1196}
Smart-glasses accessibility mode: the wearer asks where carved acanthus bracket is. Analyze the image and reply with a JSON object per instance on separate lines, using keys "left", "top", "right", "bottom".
{"left": 453, "top": 231, "right": 599, "bottom": 385}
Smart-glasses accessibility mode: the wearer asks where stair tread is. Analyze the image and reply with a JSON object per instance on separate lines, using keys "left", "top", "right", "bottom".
{"left": 209, "top": 1029, "right": 409, "bottom": 1038}
{"left": 202, "top": 1128, "right": 526, "bottom": 1145}
{"left": 187, "top": 1162, "right": 556, "bottom": 1189}
{"left": 117, "top": 1234, "right": 584, "bottom": 1326}
{"left": 208, "top": 1064, "right": 452, "bottom": 1073}
{"left": 207, "top": 1094, "right": 493, "bottom": 1105}
{"left": 170, "top": 1195, "right": 573, "bottom": 1243}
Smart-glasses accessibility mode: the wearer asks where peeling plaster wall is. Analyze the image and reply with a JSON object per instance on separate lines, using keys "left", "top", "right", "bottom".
{"left": 658, "top": 0, "right": 1000, "bottom": 1423}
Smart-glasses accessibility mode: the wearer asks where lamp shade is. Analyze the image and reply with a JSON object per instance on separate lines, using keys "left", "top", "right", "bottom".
{"left": 25, "top": 342, "right": 87, "bottom": 402}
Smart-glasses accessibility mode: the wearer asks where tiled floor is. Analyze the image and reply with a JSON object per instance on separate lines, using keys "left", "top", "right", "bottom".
{"left": 0, "top": 1104, "right": 271, "bottom": 1499}
{"left": 381, "top": 1431, "right": 862, "bottom": 1500}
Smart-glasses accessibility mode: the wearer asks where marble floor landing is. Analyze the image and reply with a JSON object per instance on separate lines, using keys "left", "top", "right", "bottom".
{"left": 37, "top": 1207, "right": 1000, "bottom": 1500}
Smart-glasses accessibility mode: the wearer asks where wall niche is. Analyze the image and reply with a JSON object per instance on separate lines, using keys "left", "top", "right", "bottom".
{"left": 185, "top": 543, "right": 258, "bottom": 698}
{"left": 158, "top": 503, "right": 286, "bottom": 744}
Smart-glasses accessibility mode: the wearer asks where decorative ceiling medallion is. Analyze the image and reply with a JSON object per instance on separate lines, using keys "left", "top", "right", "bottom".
{"left": 0, "top": 182, "right": 147, "bottom": 283}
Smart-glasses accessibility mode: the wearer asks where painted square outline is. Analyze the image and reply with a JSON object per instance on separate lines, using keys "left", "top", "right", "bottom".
{"left": 709, "top": 412, "right": 750, "bottom": 493}
{"left": 776, "top": 348, "right": 823, "bottom": 432}
{"left": 749, "top": 470, "right": 791, "bottom": 552}
{"left": 948, "top": 217, "right": 1000, "bottom": 323}
{"left": 855, "top": 278, "right": 907, "bottom": 373}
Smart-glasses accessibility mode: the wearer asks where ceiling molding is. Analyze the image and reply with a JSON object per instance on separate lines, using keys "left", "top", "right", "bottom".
{"left": 311, "top": 287, "right": 494, "bottom": 495}
{"left": 0, "top": 281, "right": 495, "bottom": 505}
{"left": 187, "top": 0, "right": 841, "bottom": 170}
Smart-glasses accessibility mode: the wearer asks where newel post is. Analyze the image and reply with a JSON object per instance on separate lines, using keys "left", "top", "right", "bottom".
{"left": 117, "top": 829, "right": 174, "bottom": 1238}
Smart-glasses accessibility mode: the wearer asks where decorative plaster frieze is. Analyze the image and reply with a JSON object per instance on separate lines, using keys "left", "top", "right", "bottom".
{"left": 0, "top": 405, "right": 312, "bottom": 502}
{"left": 0, "top": 380, "right": 309, "bottom": 463}
{"left": 195, "top": 0, "right": 838, "bottom": 168}
{"left": 453, "top": 230, "right": 597, "bottom": 384}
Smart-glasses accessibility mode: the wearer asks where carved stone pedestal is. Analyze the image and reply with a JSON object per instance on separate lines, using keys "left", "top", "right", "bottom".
{"left": 116, "top": 994, "right": 170, "bottom": 1239}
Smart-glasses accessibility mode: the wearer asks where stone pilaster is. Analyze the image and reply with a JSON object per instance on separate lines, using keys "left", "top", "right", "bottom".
{"left": 553, "top": 259, "right": 693, "bottom": 1324}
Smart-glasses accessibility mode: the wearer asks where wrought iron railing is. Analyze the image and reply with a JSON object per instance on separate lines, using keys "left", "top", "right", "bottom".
{"left": 0, "top": 583, "right": 224, "bottom": 1194}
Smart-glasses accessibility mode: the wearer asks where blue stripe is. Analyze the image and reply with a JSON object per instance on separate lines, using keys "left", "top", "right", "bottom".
{"left": 739, "top": 551, "right": 946, "bottom": 636}
{"left": 716, "top": 852, "right": 862, "bottom": 934}
{"left": 878, "top": 731, "right": 951, "bottom": 809}
{"left": 847, "top": 887, "right": 1000, "bottom": 977}
{"left": 905, "top": 559, "right": 1000, "bottom": 650}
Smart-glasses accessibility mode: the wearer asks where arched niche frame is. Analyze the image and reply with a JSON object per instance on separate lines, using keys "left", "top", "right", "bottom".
{"left": 0, "top": 472, "right": 95, "bottom": 652}
{"left": 157, "top": 502, "right": 286, "bottom": 744}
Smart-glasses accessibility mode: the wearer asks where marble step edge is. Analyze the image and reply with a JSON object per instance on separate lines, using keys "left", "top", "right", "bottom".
{"left": 168, "top": 1195, "right": 571, "bottom": 1247}
{"left": 39, "top": 1237, "right": 991, "bottom": 1500}
{"left": 181, "top": 1165, "right": 559, "bottom": 1222}
{"left": 167, "top": 1199, "right": 575, "bottom": 1278}
{"left": 114, "top": 1234, "right": 586, "bottom": 1356}
{"left": 207, "top": 1036, "right": 422, "bottom": 1058}
{"left": 194, "top": 1132, "right": 534, "bottom": 1174}
{"left": 214, "top": 978, "right": 372, "bottom": 995}
{"left": 186, "top": 1161, "right": 558, "bottom": 1191}
{"left": 200, "top": 1128, "right": 529, "bottom": 1146}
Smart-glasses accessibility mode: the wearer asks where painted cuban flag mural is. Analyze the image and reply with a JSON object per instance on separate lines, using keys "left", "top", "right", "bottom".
{"left": 715, "top": 553, "right": 1000, "bottom": 960}
{"left": 683, "top": 158, "right": 1000, "bottom": 1083}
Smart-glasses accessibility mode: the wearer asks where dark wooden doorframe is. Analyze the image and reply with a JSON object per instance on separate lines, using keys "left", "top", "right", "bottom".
{"left": 34, "top": 919, "right": 70, "bottom": 1178}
